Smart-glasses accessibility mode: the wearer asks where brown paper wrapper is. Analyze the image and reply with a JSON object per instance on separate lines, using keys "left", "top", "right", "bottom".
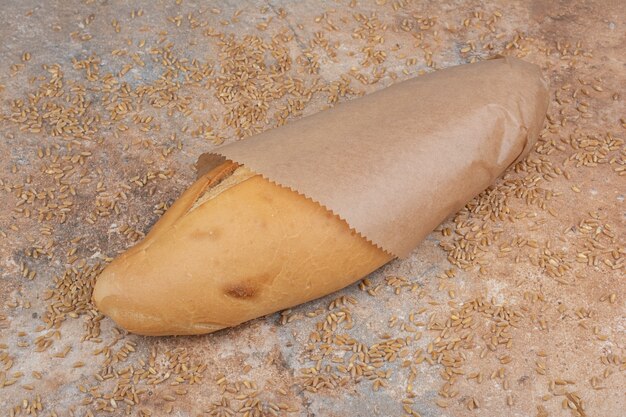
{"left": 197, "top": 57, "right": 549, "bottom": 258}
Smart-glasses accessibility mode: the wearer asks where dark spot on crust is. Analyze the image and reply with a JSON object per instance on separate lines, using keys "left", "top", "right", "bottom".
{"left": 223, "top": 273, "right": 273, "bottom": 299}
{"left": 224, "top": 283, "right": 257, "bottom": 299}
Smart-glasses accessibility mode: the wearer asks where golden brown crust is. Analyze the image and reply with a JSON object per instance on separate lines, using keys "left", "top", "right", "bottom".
{"left": 93, "top": 162, "right": 392, "bottom": 335}
{"left": 189, "top": 165, "right": 256, "bottom": 213}
{"left": 204, "top": 160, "right": 240, "bottom": 187}
{"left": 138, "top": 160, "right": 240, "bottom": 243}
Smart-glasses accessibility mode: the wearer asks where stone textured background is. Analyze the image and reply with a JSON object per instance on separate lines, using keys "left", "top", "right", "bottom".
{"left": 0, "top": 1, "right": 624, "bottom": 416}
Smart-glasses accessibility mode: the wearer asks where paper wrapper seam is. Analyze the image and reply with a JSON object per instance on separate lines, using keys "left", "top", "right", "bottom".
{"left": 196, "top": 57, "right": 550, "bottom": 259}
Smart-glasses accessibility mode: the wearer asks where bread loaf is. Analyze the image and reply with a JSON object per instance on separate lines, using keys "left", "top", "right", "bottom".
{"left": 93, "top": 161, "right": 392, "bottom": 335}
{"left": 93, "top": 57, "right": 549, "bottom": 336}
